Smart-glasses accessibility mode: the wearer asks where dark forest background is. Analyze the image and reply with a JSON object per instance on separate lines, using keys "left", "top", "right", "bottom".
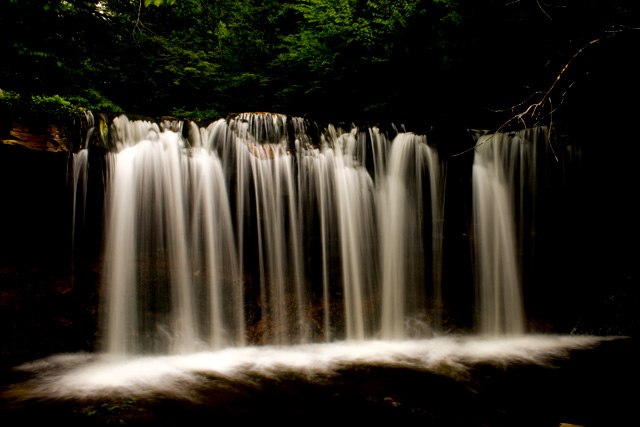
{"left": 1, "top": 0, "right": 639, "bottom": 130}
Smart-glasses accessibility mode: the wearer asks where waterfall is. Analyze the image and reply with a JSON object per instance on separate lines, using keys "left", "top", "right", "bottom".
{"left": 379, "top": 133, "right": 443, "bottom": 339}
{"left": 68, "top": 113, "right": 554, "bottom": 355}
{"left": 472, "top": 128, "right": 543, "bottom": 336}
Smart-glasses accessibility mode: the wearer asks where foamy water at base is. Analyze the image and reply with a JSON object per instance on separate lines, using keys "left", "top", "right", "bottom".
{"left": 7, "top": 335, "right": 609, "bottom": 400}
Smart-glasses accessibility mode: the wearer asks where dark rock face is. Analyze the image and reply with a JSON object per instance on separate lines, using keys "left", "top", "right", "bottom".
{"left": 1, "top": 124, "right": 73, "bottom": 152}
{"left": 571, "top": 277, "right": 639, "bottom": 337}
{"left": 0, "top": 144, "right": 101, "bottom": 365}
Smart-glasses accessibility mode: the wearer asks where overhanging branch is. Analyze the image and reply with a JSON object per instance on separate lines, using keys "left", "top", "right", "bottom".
{"left": 452, "top": 26, "right": 637, "bottom": 159}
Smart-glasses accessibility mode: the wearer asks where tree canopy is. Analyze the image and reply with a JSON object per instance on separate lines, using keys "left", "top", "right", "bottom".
{"left": 1, "top": 0, "right": 638, "bottom": 127}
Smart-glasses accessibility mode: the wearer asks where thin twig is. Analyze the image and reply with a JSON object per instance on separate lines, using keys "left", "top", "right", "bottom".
{"left": 451, "top": 27, "right": 630, "bottom": 159}
{"left": 133, "top": 0, "right": 143, "bottom": 34}
{"left": 535, "top": 0, "right": 552, "bottom": 20}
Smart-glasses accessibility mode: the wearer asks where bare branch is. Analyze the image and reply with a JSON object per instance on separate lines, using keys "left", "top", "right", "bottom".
{"left": 452, "top": 26, "right": 635, "bottom": 159}
{"left": 133, "top": 0, "right": 143, "bottom": 35}
{"left": 535, "top": 0, "right": 552, "bottom": 20}
{"left": 506, "top": 0, "right": 553, "bottom": 20}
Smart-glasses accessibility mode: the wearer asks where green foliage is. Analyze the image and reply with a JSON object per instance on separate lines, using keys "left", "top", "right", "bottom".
{"left": 272, "top": 0, "right": 426, "bottom": 119}
{"left": 30, "top": 95, "right": 85, "bottom": 121}
{"left": 66, "top": 90, "right": 125, "bottom": 114}
{"left": 170, "top": 106, "right": 222, "bottom": 122}
{"left": 144, "top": 0, "right": 177, "bottom": 6}
{"left": 0, "top": 90, "right": 87, "bottom": 123}
{"left": 282, "top": 0, "right": 420, "bottom": 68}
{"left": 0, "top": 90, "right": 21, "bottom": 111}
{"left": 1, "top": 0, "right": 636, "bottom": 124}
{"left": 79, "top": 397, "right": 142, "bottom": 425}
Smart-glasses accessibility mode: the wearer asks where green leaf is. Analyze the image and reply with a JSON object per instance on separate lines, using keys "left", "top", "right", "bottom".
{"left": 144, "top": 0, "right": 177, "bottom": 6}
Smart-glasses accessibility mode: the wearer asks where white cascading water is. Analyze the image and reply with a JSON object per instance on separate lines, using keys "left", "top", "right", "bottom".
{"left": 472, "top": 128, "right": 542, "bottom": 336}
{"left": 72, "top": 114, "right": 448, "bottom": 354}
{"left": 68, "top": 113, "right": 550, "bottom": 356}
{"left": 25, "top": 115, "right": 616, "bottom": 405}
{"left": 102, "top": 117, "right": 249, "bottom": 355}
{"left": 379, "top": 133, "right": 443, "bottom": 339}
{"left": 327, "top": 128, "right": 378, "bottom": 340}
